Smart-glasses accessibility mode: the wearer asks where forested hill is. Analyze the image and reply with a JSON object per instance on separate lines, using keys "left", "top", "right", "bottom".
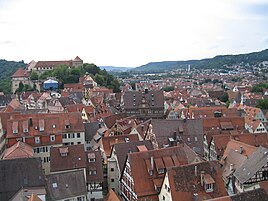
{"left": 132, "top": 49, "right": 268, "bottom": 73}
{"left": 0, "top": 59, "right": 25, "bottom": 93}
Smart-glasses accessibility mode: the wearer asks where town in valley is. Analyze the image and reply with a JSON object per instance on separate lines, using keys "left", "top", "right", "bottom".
{"left": 0, "top": 50, "right": 268, "bottom": 201}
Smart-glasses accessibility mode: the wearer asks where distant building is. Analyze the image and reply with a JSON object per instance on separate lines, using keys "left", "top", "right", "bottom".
{"left": 28, "top": 56, "right": 83, "bottom": 75}
{"left": 11, "top": 68, "right": 32, "bottom": 93}
{"left": 122, "top": 89, "right": 165, "bottom": 119}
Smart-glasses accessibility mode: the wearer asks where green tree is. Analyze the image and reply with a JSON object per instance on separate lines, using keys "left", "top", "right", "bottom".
{"left": 30, "top": 71, "right": 39, "bottom": 80}
{"left": 218, "top": 92, "right": 229, "bottom": 102}
{"left": 94, "top": 74, "right": 105, "bottom": 86}
{"left": 256, "top": 99, "right": 268, "bottom": 109}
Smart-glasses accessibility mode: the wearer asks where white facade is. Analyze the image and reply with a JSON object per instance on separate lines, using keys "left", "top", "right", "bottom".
{"left": 159, "top": 173, "right": 172, "bottom": 201}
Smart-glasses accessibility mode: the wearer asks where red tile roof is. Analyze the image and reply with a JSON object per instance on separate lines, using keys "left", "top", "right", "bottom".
{"left": 50, "top": 144, "right": 87, "bottom": 172}
{"left": 127, "top": 145, "right": 199, "bottom": 199}
{"left": 101, "top": 134, "right": 139, "bottom": 158}
{"left": 2, "top": 141, "right": 33, "bottom": 160}
{"left": 11, "top": 68, "right": 29, "bottom": 78}
{"left": 6, "top": 112, "right": 84, "bottom": 138}
{"left": 168, "top": 161, "right": 227, "bottom": 201}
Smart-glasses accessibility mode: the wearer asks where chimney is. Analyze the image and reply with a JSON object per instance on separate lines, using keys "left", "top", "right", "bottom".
{"left": 194, "top": 166, "right": 197, "bottom": 177}
{"left": 173, "top": 130, "right": 177, "bottom": 140}
{"left": 150, "top": 156, "right": 154, "bottom": 170}
{"left": 200, "top": 171, "right": 205, "bottom": 186}
{"left": 145, "top": 88, "right": 149, "bottom": 94}
{"left": 193, "top": 193, "right": 198, "bottom": 201}
{"left": 240, "top": 146, "right": 243, "bottom": 154}
{"left": 29, "top": 118, "right": 33, "bottom": 127}
{"left": 230, "top": 164, "right": 234, "bottom": 171}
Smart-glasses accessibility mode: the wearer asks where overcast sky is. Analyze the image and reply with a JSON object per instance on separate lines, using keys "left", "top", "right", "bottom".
{"left": 0, "top": 0, "right": 268, "bottom": 67}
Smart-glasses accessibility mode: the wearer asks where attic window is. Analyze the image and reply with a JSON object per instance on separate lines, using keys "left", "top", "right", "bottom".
{"left": 52, "top": 183, "right": 58, "bottom": 188}
{"left": 12, "top": 121, "right": 18, "bottom": 134}
{"left": 65, "top": 120, "right": 70, "bottom": 129}
{"left": 204, "top": 174, "right": 215, "bottom": 193}
{"left": 88, "top": 153, "right": 96, "bottom": 162}
{"left": 39, "top": 119, "right": 45, "bottom": 131}
{"left": 59, "top": 147, "right": 68, "bottom": 157}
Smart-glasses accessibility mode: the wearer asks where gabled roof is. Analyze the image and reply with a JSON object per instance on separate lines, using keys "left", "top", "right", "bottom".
{"left": 222, "top": 139, "right": 257, "bottom": 159}
{"left": 35, "top": 60, "right": 72, "bottom": 68}
{"left": 46, "top": 170, "right": 87, "bottom": 200}
{"left": 168, "top": 161, "right": 227, "bottom": 201}
{"left": 0, "top": 158, "right": 45, "bottom": 201}
{"left": 11, "top": 68, "right": 29, "bottom": 78}
{"left": 6, "top": 112, "right": 84, "bottom": 140}
{"left": 2, "top": 141, "right": 33, "bottom": 160}
{"left": 127, "top": 145, "right": 199, "bottom": 198}
{"left": 28, "top": 193, "right": 42, "bottom": 201}
{"left": 112, "top": 140, "right": 154, "bottom": 176}
{"left": 102, "top": 113, "right": 126, "bottom": 129}
{"left": 73, "top": 56, "right": 83, "bottom": 62}
{"left": 104, "top": 189, "right": 122, "bottom": 201}
{"left": 234, "top": 146, "right": 268, "bottom": 184}
{"left": 50, "top": 144, "right": 87, "bottom": 172}
{"left": 101, "top": 134, "right": 139, "bottom": 158}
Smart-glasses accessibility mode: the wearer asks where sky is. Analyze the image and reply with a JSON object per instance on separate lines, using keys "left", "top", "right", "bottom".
{"left": 0, "top": 0, "right": 268, "bottom": 67}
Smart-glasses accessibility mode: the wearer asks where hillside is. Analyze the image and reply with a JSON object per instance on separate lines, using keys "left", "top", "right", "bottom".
{"left": 0, "top": 59, "right": 25, "bottom": 93}
{"left": 132, "top": 49, "right": 268, "bottom": 73}
{"left": 99, "top": 66, "right": 132, "bottom": 72}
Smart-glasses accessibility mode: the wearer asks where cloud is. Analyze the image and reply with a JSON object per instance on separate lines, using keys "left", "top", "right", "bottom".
{"left": 262, "top": 37, "right": 268, "bottom": 43}
{"left": 207, "top": 45, "right": 219, "bottom": 50}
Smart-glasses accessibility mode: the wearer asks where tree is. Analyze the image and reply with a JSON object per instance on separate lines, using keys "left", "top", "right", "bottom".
{"left": 162, "top": 86, "right": 175, "bottom": 92}
{"left": 94, "top": 74, "right": 105, "bottom": 86}
{"left": 256, "top": 99, "right": 268, "bottom": 109}
{"left": 218, "top": 92, "right": 229, "bottom": 102}
{"left": 30, "top": 71, "right": 39, "bottom": 80}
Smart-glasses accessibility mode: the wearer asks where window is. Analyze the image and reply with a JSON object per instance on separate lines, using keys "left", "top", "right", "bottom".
{"left": 187, "top": 137, "right": 191, "bottom": 142}
{"left": 111, "top": 168, "right": 114, "bottom": 172}
{"left": 62, "top": 134, "right": 67, "bottom": 139}
{"left": 77, "top": 133, "right": 80, "bottom": 138}
{"left": 195, "top": 137, "right": 198, "bottom": 142}
{"left": 206, "top": 183, "right": 213, "bottom": 192}
{"left": 52, "top": 124, "right": 56, "bottom": 128}
{"left": 50, "top": 135, "right": 55, "bottom": 142}
{"left": 111, "top": 178, "right": 115, "bottom": 182}
{"left": 89, "top": 158, "right": 95, "bottom": 162}
{"left": 35, "top": 137, "right": 40, "bottom": 144}
{"left": 77, "top": 142, "right": 81, "bottom": 144}
{"left": 162, "top": 196, "right": 165, "bottom": 200}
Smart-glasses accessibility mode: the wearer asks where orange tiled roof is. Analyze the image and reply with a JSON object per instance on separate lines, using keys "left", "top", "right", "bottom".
{"left": 11, "top": 68, "right": 29, "bottom": 78}
{"left": 2, "top": 141, "right": 33, "bottom": 160}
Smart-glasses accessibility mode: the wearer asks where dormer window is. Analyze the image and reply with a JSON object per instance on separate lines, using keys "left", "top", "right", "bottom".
{"left": 65, "top": 120, "right": 70, "bottom": 129}
{"left": 35, "top": 137, "right": 40, "bottom": 144}
{"left": 204, "top": 174, "right": 215, "bottom": 193}
{"left": 12, "top": 121, "right": 18, "bottom": 134}
{"left": 39, "top": 119, "right": 45, "bottom": 132}
{"left": 88, "top": 153, "right": 96, "bottom": 162}
{"left": 59, "top": 147, "right": 68, "bottom": 157}
{"left": 158, "top": 168, "right": 165, "bottom": 174}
